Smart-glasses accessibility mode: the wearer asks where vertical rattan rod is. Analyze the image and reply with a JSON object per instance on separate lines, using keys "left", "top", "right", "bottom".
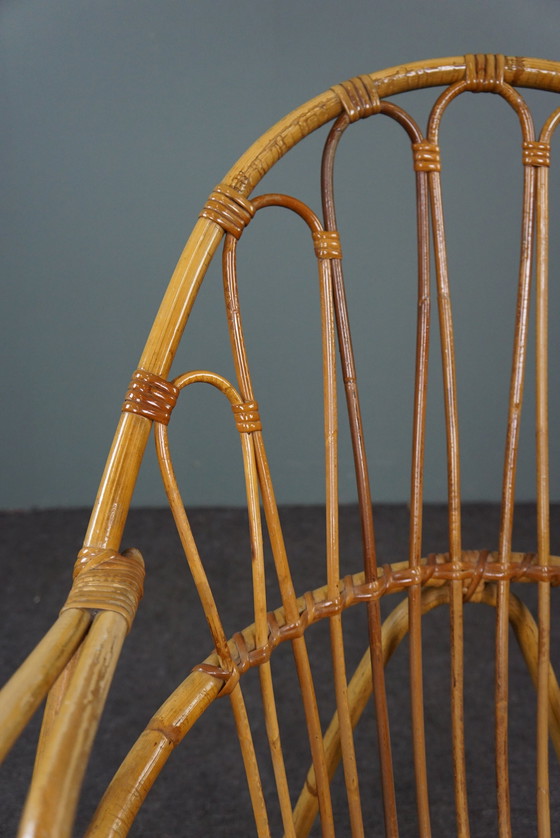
{"left": 534, "top": 148, "right": 552, "bottom": 838}
{"left": 427, "top": 167, "right": 469, "bottom": 836}
{"left": 250, "top": 439, "right": 335, "bottom": 835}
{"left": 377, "top": 103, "right": 433, "bottom": 836}
{"left": 222, "top": 222, "right": 335, "bottom": 835}
{"left": 293, "top": 584, "right": 454, "bottom": 837}
{"left": 535, "top": 109, "right": 560, "bottom": 837}
{"left": 425, "top": 80, "right": 486, "bottom": 837}
{"left": 494, "top": 162, "right": 535, "bottom": 837}
{"left": 321, "top": 114, "right": 398, "bottom": 837}
{"left": 225, "top": 683, "right": 271, "bottom": 838}
{"left": 242, "top": 429, "right": 295, "bottom": 837}
{"left": 249, "top": 440, "right": 335, "bottom": 838}
{"left": 407, "top": 163, "right": 432, "bottom": 837}
{"left": 319, "top": 252, "right": 365, "bottom": 837}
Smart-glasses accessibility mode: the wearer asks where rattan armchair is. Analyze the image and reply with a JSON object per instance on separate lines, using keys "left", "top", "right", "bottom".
{"left": 3, "top": 54, "right": 560, "bottom": 836}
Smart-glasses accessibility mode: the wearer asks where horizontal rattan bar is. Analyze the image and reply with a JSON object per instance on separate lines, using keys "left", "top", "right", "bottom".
{"left": 194, "top": 550, "right": 560, "bottom": 688}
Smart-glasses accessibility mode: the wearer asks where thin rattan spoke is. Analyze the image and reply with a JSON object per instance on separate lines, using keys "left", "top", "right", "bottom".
{"left": 425, "top": 160, "right": 468, "bottom": 835}
{"left": 242, "top": 427, "right": 295, "bottom": 836}
{"left": 229, "top": 683, "right": 271, "bottom": 838}
{"left": 321, "top": 110, "right": 413, "bottom": 837}
{"left": 495, "top": 161, "right": 535, "bottom": 838}
{"left": 535, "top": 158, "right": 551, "bottom": 837}
{"left": 533, "top": 105, "right": 560, "bottom": 838}
{"left": 408, "top": 163, "right": 432, "bottom": 838}
{"left": 222, "top": 206, "right": 338, "bottom": 834}
{"left": 426, "top": 76, "right": 538, "bottom": 837}
{"left": 426, "top": 80, "right": 472, "bottom": 831}
{"left": 319, "top": 249, "right": 364, "bottom": 836}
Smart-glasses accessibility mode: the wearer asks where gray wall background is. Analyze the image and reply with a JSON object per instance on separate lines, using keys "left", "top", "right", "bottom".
{"left": 3, "top": 0, "right": 560, "bottom": 509}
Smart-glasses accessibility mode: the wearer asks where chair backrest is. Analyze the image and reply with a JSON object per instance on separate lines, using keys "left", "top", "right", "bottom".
{"left": 3, "top": 53, "right": 560, "bottom": 837}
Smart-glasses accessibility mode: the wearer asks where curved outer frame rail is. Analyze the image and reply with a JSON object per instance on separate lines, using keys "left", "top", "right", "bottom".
{"left": 3, "top": 54, "right": 560, "bottom": 837}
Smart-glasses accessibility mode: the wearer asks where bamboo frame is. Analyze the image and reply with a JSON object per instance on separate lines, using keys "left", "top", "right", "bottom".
{"left": 4, "top": 54, "right": 560, "bottom": 836}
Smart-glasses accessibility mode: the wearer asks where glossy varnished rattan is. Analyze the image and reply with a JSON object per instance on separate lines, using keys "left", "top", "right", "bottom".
{"left": 3, "top": 54, "right": 560, "bottom": 837}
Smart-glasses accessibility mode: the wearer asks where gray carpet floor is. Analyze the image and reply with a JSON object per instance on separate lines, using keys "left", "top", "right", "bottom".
{"left": 2, "top": 504, "right": 560, "bottom": 836}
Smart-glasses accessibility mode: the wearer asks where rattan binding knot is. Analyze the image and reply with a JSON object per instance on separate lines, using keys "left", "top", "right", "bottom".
{"left": 332, "top": 75, "right": 381, "bottom": 123}
{"left": 522, "top": 141, "right": 551, "bottom": 167}
{"left": 232, "top": 400, "right": 262, "bottom": 433}
{"left": 193, "top": 661, "right": 240, "bottom": 696}
{"left": 122, "top": 369, "right": 179, "bottom": 425}
{"left": 464, "top": 53, "right": 505, "bottom": 92}
{"left": 312, "top": 230, "right": 342, "bottom": 259}
{"left": 200, "top": 184, "right": 255, "bottom": 239}
{"left": 61, "top": 546, "right": 145, "bottom": 634}
{"left": 412, "top": 141, "right": 441, "bottom": 172}
{"left": 463, "top": 549, "right": 489, "bottom": 602}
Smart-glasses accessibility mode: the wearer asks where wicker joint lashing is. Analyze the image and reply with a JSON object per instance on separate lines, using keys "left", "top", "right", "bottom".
{"left": 464, "top": 53, "right": 506, "bottom": 92}
{"left": 312, "top": 230, "right": 342, "bottom": 260}
{"left": 122, "top": 369, "right": 179, "bottom": 424}
{"left": 332, "top": 75, "right": 381, "bottom": 122}
{"left": 413, "top": 141, "right": 441, "bottom": 172}
{"left": 522, "top": 141, "right": 551, "bottom": 167}
{"left": 231, "top": 401, "right": 262, "bottom": 434}
{"left": 60, "top": 547, "right": 145, "bottom": 633}
{"left": 200, "top": 184, "right": 255, "bottom": 239}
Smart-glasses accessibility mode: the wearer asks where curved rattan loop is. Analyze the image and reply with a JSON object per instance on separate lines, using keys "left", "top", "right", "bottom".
{"left": 154, "top": 369, "right": 286, "bottom": 832}
{"left": 122, "top": 369, "right": 179, "bottom": 424}
{"left": 540, "top": 105, "right": 560, "bottom": 144}
{"left": 427, "top": 78, "right": 535, "bottom": 144}
{"left": 153, "top": 370, "right": 247, "bottom": 679}
{"left": 423, "top": 73, "right": 539, "bottom": 836}
{"left": 251, "top": 193, "right": 323, "bottom": 233}
{"left": 320, "top": 97, "right": 432, "bottom": 834}
{"left": 60, "top": 547, "right": 145, "bottom": 634}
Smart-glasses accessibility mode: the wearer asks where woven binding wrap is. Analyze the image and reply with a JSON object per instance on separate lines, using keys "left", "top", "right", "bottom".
{"left": 464, "top": 53, "right": 505, "bottom": 92}
{"left": 61, "top": 547, "right": 145, "bottom": 633}
{"left": 522, "top": 141, "right": 551, "bottom": 167}
{"left": 195, "top": 660, "right": 241, "bottom": 696}
{"left": 312, "top": 230, "right": 342, "bottom": 260}
{"left": 200, "top": 184, "right": 255, "bottom": 239}
{"left": 332, "top": 75, "right": 381, "bottom": 123}
{"left": 232, "top": 401, "right": 262, "bottom": 433}
{"left": 191, "top": 550, "right": 560, "bottom": 685}
{"left": 413, "top": 141, "right": 441, "bottom": 172}
{"left": 122, "top": 369, "right": 179, "bottom": 424}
